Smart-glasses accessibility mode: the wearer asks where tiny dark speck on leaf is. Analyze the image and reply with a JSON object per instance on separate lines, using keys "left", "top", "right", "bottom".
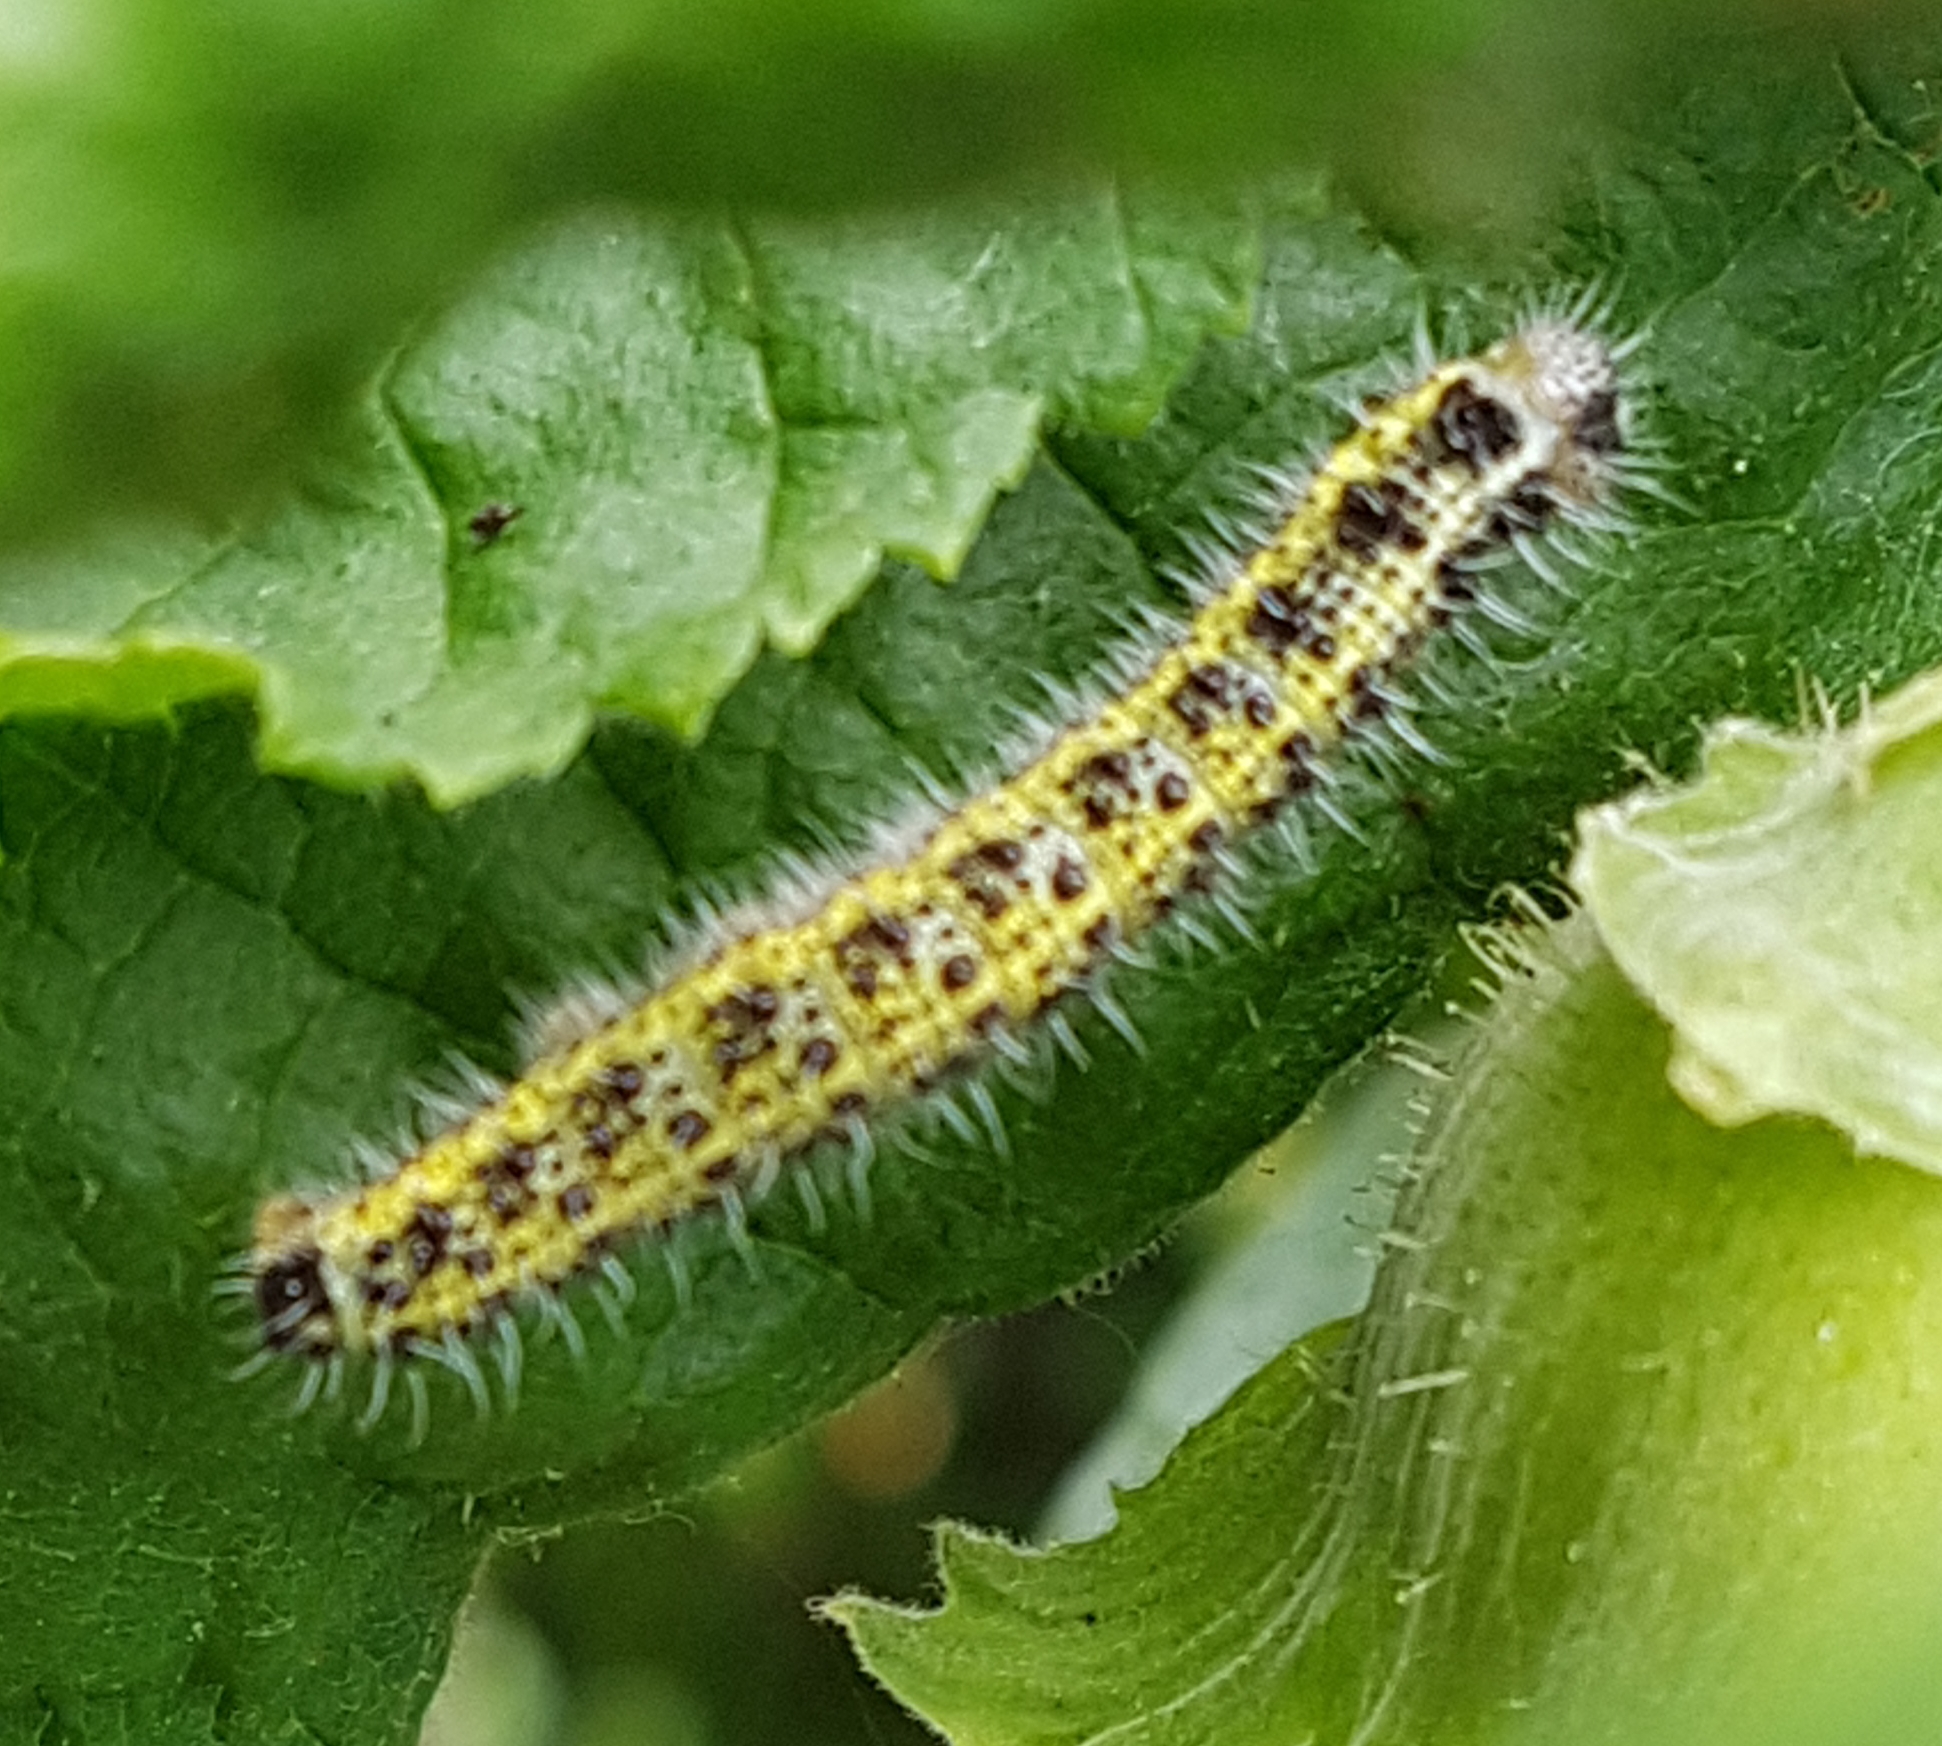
{"left": 468, "top": 502, "right": 524, "bottom": 548}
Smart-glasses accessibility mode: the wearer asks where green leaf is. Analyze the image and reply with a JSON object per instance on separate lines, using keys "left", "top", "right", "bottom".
{"left": 1574, "top": 671, "right": 1942, "bottom": 1171}
{"left": 0, "top": 195, "right": 1257, "bottom": 804}
{"left": 837, "top": 917, "right": 1942, "bottom": 1746}
{"left": 13, "top": 27, "right": 1942, "bottom": 1746}
{"left": 831, "top": 1324, "right": 1352, "bottom": 1746}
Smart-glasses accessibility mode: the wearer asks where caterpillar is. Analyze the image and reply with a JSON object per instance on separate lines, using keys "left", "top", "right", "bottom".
{"left": 243, "top": 316, "right": 1629, "bottom": 1422}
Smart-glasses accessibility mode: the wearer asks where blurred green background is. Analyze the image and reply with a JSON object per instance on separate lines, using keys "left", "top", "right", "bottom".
{"left": 2, "top": 0, "right": 1912, "bottom": 546}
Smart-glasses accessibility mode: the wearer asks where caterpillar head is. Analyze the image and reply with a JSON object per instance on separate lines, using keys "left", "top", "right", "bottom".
{"left": 250, "top": 1195, "right": 343, "bottom": 1358}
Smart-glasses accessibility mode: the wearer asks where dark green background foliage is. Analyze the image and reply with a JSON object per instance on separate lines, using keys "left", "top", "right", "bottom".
{"left": 4, "top": 6, "right": 1942, "bottom": 1743}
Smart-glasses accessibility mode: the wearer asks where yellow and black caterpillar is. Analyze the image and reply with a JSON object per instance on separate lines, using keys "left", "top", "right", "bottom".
{"left": 247, "top": 319, "right": 1626, "bottom": 1415}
